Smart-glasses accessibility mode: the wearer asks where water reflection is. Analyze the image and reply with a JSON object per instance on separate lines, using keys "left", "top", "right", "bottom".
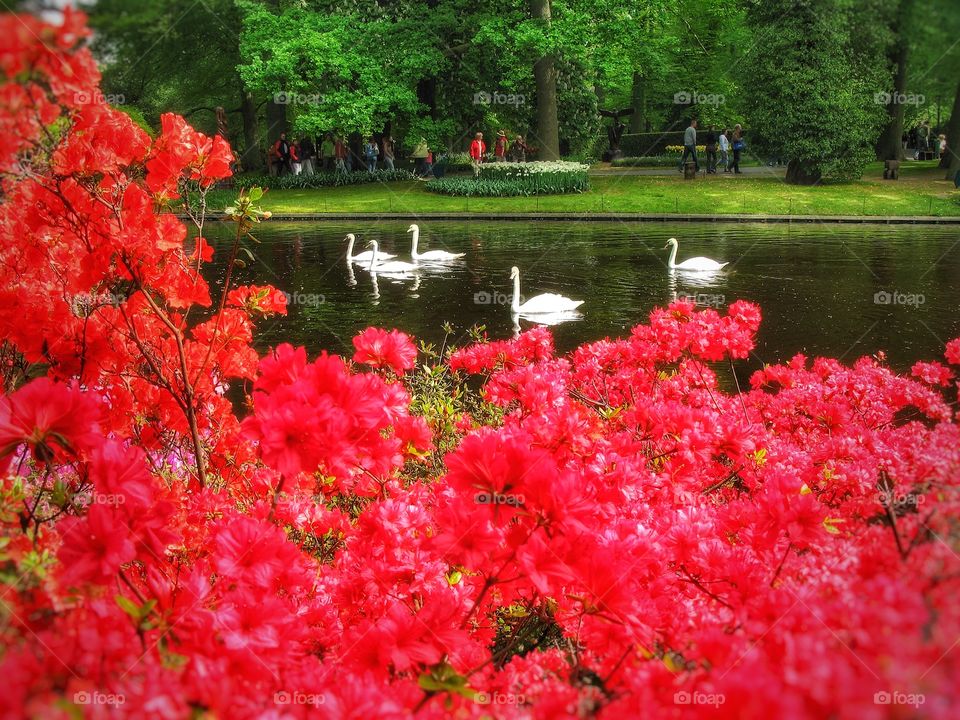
{"left": 199, "top": 220, "right": 960, "bottom": 371}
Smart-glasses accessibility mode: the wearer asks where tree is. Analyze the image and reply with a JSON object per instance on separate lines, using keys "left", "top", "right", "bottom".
{"left": 529, "top": 0, "right": 560, "bottom": 158}
{"left": 742, "top": 0, "right": 885, "bottom": 184}
{"left": 236, "top": 1, "right": 440, "bottom": 138}
{"left": 874, "top": 0, "right": 916, "bottom": 161}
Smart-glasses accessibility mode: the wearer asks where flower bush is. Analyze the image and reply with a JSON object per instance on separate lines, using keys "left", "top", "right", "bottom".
{"left": 427, "top": 162, "right": 591, "bottom": 196}
{"left": 665, "top": 144, "right": 707, "bottom": 153}
{"left": 2, "top": 11, "right": 960, "bottom": 720}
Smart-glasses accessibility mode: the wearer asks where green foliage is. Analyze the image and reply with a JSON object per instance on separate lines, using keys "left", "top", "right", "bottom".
{"left": 742, "top": 0, "right": 887, "bottom": 181}
{"left": 612, "top": 155, "right": 680, "bottom": 167}
{"left": 236, "top": 1, "right": 439, "bottom": 136}
{"left": 240, "top": 170, "right": 415, "bottom": 190}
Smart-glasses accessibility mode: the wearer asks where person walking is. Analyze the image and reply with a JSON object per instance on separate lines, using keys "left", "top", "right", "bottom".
{"left": 411, "top": 137, "right": 430, "bottom": 177}
{"left": 334, "top": 135, "right": 348, "bottom": 173}
{"left": 719, "top": 128, "right": 730, "bottom": 172}
{"left": 494, "top": 130, "right": 509, "bottom": 163}
{"left": 731, "top": 124, "right": 744, "bottom": 174}
{"left": 678, "top": 119, "right": 698, "bottom": 172}
{"left": 511, "top": 135, "right": 529, "bottom": 162}
{"left": 704, "top": 124, "right": 718, "bottom": 174}
{"left": 320, "top": 133, "right": 335, "bottom": 171}
{"left": 271, "top": 132, "right": 292, "bottom": 176}
{"left": 470, "top": 132, "right": 486, "bottom": 177}
{"left": 290, "top": 141, "right": 302, "bottom": 175}
{"left": 919, "top": 121, "right": 931, "bottom": 155}
{"left": 364, "top": 137, "right": 379, "bottom": 172}
{"left": 298, "top": 135, "right": 315, "bottom": 175}
{"left": 382, "top": 136, "right": 395, "bottom": 171}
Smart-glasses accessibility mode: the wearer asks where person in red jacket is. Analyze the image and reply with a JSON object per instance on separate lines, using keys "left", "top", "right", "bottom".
{"left": 270, "top": 132, "right": 293, "bottom": 176}
{"left": 470, "top": 132, "right": 486, "bottom": 177}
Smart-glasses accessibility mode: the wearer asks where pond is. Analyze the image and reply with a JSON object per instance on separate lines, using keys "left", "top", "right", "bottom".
{"left": 202, "top": 220, "right": 960, "bottom": 373}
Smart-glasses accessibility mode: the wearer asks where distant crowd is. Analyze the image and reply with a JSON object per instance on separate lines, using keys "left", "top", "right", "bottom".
{"left": 905, "top": 120, "right": 947, "bottom": 160}
{"left": 267, "top": 129, "right": 533, "bottom": 178}
{"left": 677, "top": 119, "right": 746, "bottom": 174}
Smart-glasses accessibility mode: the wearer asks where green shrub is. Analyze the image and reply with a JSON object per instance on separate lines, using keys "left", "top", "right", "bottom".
{"left": 611, "top": 156, "right": 679, "bottom": 167}
{"left": 440, "top": 152, "right": 473, "bottom": 172}
{"left": 240, "top": 170, "right": 414, "bottom": 189}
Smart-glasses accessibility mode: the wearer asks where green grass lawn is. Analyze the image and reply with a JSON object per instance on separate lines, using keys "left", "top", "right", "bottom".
{"left": 204, "top": 161, "right": 959, "bottom": 217}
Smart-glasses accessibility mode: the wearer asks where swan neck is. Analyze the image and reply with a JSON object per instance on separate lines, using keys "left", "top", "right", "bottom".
{"left": 368, "top": 244, "right": 377, "bottom": 270}
{"left": 411, "top": 228, "right": 419, "bottom": 258}
{"left": 511, "top": 273, "right": 521, "bottom": 312}
{"left": 668, "top": 242, "right": 678, "bottom": 268}
{"left": 346, "top": 236, "right": 355, "bottom": 260}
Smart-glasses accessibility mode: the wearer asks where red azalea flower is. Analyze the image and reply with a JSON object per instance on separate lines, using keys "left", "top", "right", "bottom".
{"left": 0, "top": 378, "right": 102, "bottom": 463}
{"left": 352, "top": 327, "right": 417, "bottom": 373}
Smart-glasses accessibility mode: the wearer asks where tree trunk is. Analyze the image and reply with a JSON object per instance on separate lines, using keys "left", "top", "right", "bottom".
{"left": 785, "top": 159, "right": 822, "bottom": 185}
{"left": 530, "top": 0, "right": 560, "bottom": 160}
{"left": 629, "top": 71, "right": 646, "bottom": 133}
{"left": 875, "top": 0, "right": 915, "bottom": 161}
{"left": 263, "top": 0, "right": 287, "bottom": 150}
{"left": 239, "top": 90, "right": 260, "bottom": 172}
{"left": 944, "top": 75, "right": 960, "bottom": 179}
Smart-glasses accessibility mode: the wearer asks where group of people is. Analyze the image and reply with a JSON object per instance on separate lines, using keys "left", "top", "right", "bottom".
{"left": 268, "top": 132, "right": 398, "bottom": 176}
{"left": 468, "top": 130, "right": 531, "bottom": 176}
{"left": 268, "top": 129, "right": 533, "bottom": 178}
{"left": 904, "top": 121, "right": 947, "bottom": 160}
{"left": 678, "top": 119, "right": 745, "bottom": 175}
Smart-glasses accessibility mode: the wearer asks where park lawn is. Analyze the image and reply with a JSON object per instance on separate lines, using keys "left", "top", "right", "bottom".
{"left": 208, "top": 162, "right": 959, "bottom": 217}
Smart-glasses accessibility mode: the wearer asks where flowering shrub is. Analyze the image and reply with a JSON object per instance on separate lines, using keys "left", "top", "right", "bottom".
{"left": 2, "top": 11, "right": 960, "bottom": 720}
{"left": 666, "top": 144, "right": 708, "bottom": 153}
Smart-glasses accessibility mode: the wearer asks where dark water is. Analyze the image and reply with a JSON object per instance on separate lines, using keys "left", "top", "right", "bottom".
{"left": 201, "top": 220, "right": 960, "bottom": 373}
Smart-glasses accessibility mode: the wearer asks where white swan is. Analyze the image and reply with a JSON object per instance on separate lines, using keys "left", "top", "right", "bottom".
{"left": 346, "top": 233, "right": 395, "bottom": 263}
{"left": 366, "top": 240, "right": 419, "bottom": 274}
{"left": 664, "top": 237, "right": 728, "bottom": 271}
{"left": 510, "top": 266, "right": 584, "bottom": 314}
{"left": 408, "top": 224, "right": 464, "bottom": 261}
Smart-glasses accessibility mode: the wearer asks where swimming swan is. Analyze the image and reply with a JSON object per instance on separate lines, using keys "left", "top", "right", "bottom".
{"left": 346, "top": 233, "right": 395, "bottom": 263}
{"left": 408, "top": 224, "right": 465, "bottom": 261}
{"left": 664, "top": 237, "right": 728, "bottom": 272}
{"left": 510, "top": 266, "right": 584, "bottom": 314}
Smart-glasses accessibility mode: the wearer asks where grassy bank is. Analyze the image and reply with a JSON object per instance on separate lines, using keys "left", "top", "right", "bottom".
{"left": 203, "top": 162, "right": 959, "bottom": 217}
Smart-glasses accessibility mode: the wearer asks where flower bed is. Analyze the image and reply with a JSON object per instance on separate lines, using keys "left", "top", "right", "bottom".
{"left": 426, "top": 160, "right": 590, "bottom": 196}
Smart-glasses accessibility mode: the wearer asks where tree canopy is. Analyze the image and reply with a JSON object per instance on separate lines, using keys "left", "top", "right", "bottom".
{"left": 78, "top": 0, "right": 960, "bottom": 182}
